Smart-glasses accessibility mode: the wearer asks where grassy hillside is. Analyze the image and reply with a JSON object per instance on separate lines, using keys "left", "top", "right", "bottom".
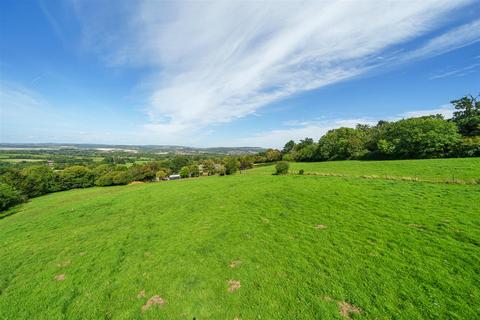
{"left": 1, "top": 159, "right": 479, "bottom": 319}
{"left": 252, "top": 158, "right": 480, "bottom": 183}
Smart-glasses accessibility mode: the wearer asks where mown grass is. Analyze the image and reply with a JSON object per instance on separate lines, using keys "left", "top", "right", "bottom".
{"left": 0, "top": 159, "right": 479, "bottom": 319}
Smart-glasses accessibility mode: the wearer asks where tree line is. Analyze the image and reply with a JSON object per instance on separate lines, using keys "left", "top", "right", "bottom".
{"left": 280, "top": 95, "right": 479, "bottom": 162}
{"left": 0, "top": 153, "right": 273, "bottom": 212}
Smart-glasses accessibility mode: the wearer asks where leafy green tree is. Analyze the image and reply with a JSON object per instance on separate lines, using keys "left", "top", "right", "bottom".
{"left": 265, "top": 149, "right": 282, "bottom": 162}
{"left": 318, "top": 127, "right": 368, "bottom": 160}
{"left": 0, "top": 183, "right": 25, "bottom": 211}
{"left": 95, "top": 172, "right": 114, "bottom": 186}
{"left": 239, "top": 156, "right": 254, "bottom": 170}
{"left": 61, "top": 166, "right": 95, "bottom": 189}
{"left": 202, "top": 159, "right": 216, "bottom": 175}
{"left": 189, "top": 165, "right": 200, "bottom": 177}
{"left": 20, "top": 166, "right": 60, "bottom": 197}
{"left": 112, "top": 171, "right": 130, "bottom": 185}
{"left": 156, "top": 170, "right": 168, "bottom": 180}
{"left": 275, "top": 161, "right": 289, "bottom": 175}
{"left": 169, "top": 156, "right": 191, "bottom": 173}
{"left": 282, "top": 140, "right": 295, "bottom": 154}
{"left": 451, "top": 94, "right": 480, "bottom": 136}
{"left": 179, "top": 166, "right": 191, "bottom": 178}
{"left": 293, "top": 143, "right": 319, "bottom": 162}
{"left": 376, "top": 116, "right": 460, "bottom": 158}
{"left": 93, "top": 164, "right": 114, "bottom": 177}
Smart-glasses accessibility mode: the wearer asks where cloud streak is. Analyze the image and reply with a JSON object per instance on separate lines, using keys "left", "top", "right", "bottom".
{"left": 72, "top": 0, "right": 478, "bottom": 140}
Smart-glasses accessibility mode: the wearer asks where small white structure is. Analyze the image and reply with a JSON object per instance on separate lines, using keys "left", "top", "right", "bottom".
{"left": 169, "top": 174, "right": 181, "bottom": 180}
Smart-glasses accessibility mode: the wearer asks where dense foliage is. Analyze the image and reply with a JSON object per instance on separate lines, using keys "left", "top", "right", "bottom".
{"left": 281, "top": 95, "right": 479, "bottom": 162}
{"left": 0, "top": 154, "right": 258, "bottom": 211}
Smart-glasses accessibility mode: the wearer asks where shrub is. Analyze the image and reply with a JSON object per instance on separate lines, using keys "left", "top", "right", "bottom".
{"left": 275, "top": 161, "right": 289, "bottom": 175}
{"left": 0, "top": 183, "right": 25, "bottom": 211}
{"left": 156, "top": 170, "right": 167, "bottom": 180}
{"left": 20, "top": 166, "right": 60, "bottom": 197}
{"left": 179, "top": 166, "right": 191, "bottom": 178}
{"left": 224, "top": 157, "right": 240, "bottom": 175}
{"left": 61, "top": 166, "right": 95, "bottom": 189}
{"left": 298, "top": 169, "right": 304, "bottom": 175}
{"left": 217, "top": 165, "right": 226, "bottom": 176}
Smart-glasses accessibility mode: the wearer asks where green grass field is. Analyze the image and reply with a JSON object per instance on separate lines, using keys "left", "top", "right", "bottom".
{"left": 251, "top": 158, "right": 480, "bottom": 183}
{"left": 1, "top": 159, "right": 479, "bottom": 319}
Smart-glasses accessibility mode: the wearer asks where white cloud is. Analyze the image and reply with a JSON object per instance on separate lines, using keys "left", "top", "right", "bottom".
{"left": 400, "top": 105, "right": 454, "bottom": 119}
{"left": 71, "top": 0, "right": 477, "bottom": 140}
{"left": 235, "top": 118, "right": 376, "bottom": 148}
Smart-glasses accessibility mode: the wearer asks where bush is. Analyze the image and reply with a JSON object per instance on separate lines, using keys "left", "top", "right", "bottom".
{"left": 61, "top": 166, "right": 95, "bottom": 189}
{"left": 299, "top": 169, "right": 304, "bottom": 175}
{"left": 20, "top": 166, "right": 60, "bottom": 197}
{"left": 0, "top": 183, "right": 25, "bottom": 211}
{"left": 224, "top": 157, "right": 240, "bottom": 175}
{"left": 156, "top": 170, "right": 167, "bottom": 180}
{"left": 179, "top": 166, "right": 190, "bottom": 178}
{"left": 275, "top": 161, "right": 289, "bottom": 175}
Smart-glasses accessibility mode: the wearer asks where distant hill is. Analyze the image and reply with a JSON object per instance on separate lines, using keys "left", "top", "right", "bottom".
{"left": 0, "top": 143, "right": 266, "bottom": 155}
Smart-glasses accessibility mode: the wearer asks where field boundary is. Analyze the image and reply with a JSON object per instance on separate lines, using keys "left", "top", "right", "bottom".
{"left": 294, "top": 171, "right": 480, "bottom": 185}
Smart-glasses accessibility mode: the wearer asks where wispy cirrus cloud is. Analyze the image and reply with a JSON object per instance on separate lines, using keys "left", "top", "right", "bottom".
{"left": 430, "top": 63, "right": 480, "bottom": 79}
{"left": 71, "top": 0, "right": 478, "bottom": 141}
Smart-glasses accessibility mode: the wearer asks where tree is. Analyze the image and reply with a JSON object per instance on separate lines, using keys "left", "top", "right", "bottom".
{"left": 169, "top": 156, "right": 191, "bottom": 173}
{"left": 202, "top": 159, "right": 216, "bottom": 175}
{"left": 265, "top": 149, "right": 282, "bottom": 162}
{"left": 224, "top": 157, "right": 239, "bottom": 175}
{"left": 318, "top": 127, "right": 368, "bottom": 160}
{"left": 239, "top": 156, "right": 254, "bottom": 170}
{"left": 20, "top": 166, "right": 59, "bottom": 197}
{"left": 375, "top": 116, "right": 461, "bottom": 158}
{"left": 95, "top": 172, "right": 115, "bottom": 186}
{"left": 0, "top": 183, "right": 25, "bottom": 211}
{"left": 179, "top": 166, "right": 191, "bottom": 178}
{"left": 156, "top": 170, "right": 168, "bottom": 180}
{"left": 293, "top": 143, "right": 319, "bottom": 162}
{"left": 93, "top": 164, "right": 114, "bottom": 177}
{"left": 189, "top": 165, "right": 200, "bottom": 177}
{"left": 61, "top": 166, "right": 95, "bottom": 189}
{"left": 275, "top": 161, "right": 289, "bottom": 175}
{"left": 451, "top": 94, "right": 480, "bottom": 136}
{"left": 282, "top": 140, "right": 295, "bottom": 154}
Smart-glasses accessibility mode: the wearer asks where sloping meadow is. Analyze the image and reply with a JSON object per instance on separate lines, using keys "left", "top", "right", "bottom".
{"left": 0, "top": 159, "right": 479, "bottom": 319}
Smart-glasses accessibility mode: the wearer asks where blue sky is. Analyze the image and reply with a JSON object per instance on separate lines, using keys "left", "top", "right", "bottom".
{"left": 1, "top": 0, "right": 479, "bottom": 148}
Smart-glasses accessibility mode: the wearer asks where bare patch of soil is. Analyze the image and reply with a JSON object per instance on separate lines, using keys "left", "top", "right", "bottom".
{"left": 137, "top": 290, "right": 146, "bottom": 298}
{"left": 129, "top": 181, "right": 145, "bottom": 185}
{"left": 54, "top": 274, "right": 65, "bottom": 281}
{"left": 229, "top": 260, "right": 242, "bottom": 268}
{"left": 338, "top": 301, "right": 362, "bottom": 319}
{"left": 315, "top": 224, "right": 327, "bottom": 229}
{"left": 141, "top": 295, "right": 165, "bottom": 312}
{"left": 227, "top": 280, "right": 241, "bottom": 292}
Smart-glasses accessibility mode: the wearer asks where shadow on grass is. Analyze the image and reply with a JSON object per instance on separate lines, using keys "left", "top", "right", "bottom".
{"left": 0, "top": 204, "right": 26, "bottom": 220}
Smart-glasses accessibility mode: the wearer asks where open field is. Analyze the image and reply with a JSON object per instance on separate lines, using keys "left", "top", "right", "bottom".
{"left": 251, "top": 158, "right": 480, "bottom": 183}
{"left": 1, "top": 159, "right": 479, "bottom": 319}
